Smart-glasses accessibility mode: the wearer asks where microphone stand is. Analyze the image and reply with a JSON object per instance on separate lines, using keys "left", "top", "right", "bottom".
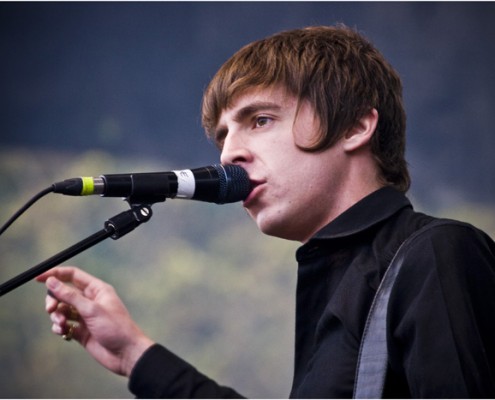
{"left": 0, "top": 204, "right": 153, "bottom": 297}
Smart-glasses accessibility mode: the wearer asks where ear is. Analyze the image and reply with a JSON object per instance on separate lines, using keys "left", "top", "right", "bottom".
{"left": 342, "top": 109, "right": 379, "bottom": 153}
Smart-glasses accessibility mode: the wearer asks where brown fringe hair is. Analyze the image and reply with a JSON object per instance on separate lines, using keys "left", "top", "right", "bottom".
{"left": 202, "top": 25, "right": 410, "bottom": 192}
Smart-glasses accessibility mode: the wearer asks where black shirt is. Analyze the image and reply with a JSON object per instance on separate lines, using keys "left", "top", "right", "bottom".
{"left": 129, "top": 187, "right": 495, "bottom": 398}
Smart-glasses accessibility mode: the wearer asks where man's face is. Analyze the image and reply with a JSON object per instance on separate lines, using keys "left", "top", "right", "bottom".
{"left": 215, "top": 86, "right": 348, "bottom": 242}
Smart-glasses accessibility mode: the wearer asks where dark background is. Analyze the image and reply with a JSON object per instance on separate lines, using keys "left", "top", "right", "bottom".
{"left": 1, "top": 2, "right": 494, "bottom": 209}
{"left": 0, "top": 2, "right": 494, "bottom": 398}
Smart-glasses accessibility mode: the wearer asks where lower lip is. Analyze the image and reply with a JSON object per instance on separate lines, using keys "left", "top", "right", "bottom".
{"left": 243, "top": 184, "right": 264, "bottom": 208}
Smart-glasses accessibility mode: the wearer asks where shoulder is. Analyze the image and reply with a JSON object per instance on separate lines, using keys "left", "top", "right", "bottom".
{"left": 386, "top": 219, "right": 495, "bottom": 396}
{"left": 399, "top": 218, "right": 495, "bottom": 275}
{"left": 355, "top": 211, "right": 495, "bottom": 396}
{"left": 388, "top": 217, "right": 495, "bottom": 333}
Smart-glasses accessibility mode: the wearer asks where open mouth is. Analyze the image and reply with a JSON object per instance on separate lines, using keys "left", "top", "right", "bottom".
{"left": 243, "top": 179, "right": 265, "bottom": 207}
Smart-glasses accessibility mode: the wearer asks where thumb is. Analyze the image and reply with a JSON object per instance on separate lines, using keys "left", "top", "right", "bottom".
{"left": 46, "top": 276, "right": 91, "bottom": 316}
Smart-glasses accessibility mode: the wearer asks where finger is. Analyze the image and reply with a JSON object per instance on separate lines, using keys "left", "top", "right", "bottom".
{"left": 46, "top": 288, "right": 81, "bottom": 319}
{"left": 45, "top": 291, "right": 60, "bottom": 313}
{"left": 37, "top": 266, "right": 82, "bottom": 284}
{"left": 62, "top": 321, "right": 77, "bottom": 342}
{"left": 36, "top": 266, "right": 70, "bottom": 282}
{"left": 50, "top": 303, "right": 86, "bottom": 341}
{"left": 51, "top": 321, "right": 64, "bottom": 335}
{"left": 52, "top": 320, "right": 81, "bottom": 342}
{"left": 56, "top": 302, "right": 80, "bottom": 321}
{"left": 45, "top": 276, "right": 93, "bottom": 317}
{"left": 46, "top": 279, "right": 81, "bottom": 317}
{"left": 40, "top": 266, "right": 105, "bottom": 297}
{"left": 50, "top": 308, "right": 65, "bottom": 326}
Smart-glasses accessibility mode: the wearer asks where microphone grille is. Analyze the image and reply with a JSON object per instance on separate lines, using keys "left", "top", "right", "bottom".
{"left": 213, "top": 164, "right": 251, "bottom": 204}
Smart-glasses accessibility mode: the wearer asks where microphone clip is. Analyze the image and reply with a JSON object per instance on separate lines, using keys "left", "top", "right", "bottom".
{"left": 0, "top": 203, "right": 154, "bottom": 297}
{"left": 105, "top": 204, "right": 153, "bottom": 240}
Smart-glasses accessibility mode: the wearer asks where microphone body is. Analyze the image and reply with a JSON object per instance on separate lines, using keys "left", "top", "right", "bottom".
{"left": 52, "top": 164, "right": 251, "bottom": 204}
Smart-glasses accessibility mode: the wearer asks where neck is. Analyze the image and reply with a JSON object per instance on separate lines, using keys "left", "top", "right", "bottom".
{"left": 300, "top": 154, "right": 383, "bottom": 243}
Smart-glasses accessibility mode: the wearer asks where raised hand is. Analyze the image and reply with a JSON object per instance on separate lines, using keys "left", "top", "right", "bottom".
{"left": 36, "top": 266, "right": 154, "bottom": 377}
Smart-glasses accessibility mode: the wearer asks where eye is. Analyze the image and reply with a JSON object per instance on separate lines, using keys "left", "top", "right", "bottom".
{"left": 254, "top": 115, "right": 273, "bottom": 128}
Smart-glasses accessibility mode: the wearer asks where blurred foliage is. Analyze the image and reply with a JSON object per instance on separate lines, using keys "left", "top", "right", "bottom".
{"left": 0, "top": 148, "right": 298, "bottom": 398}
{"left": 0, "top": 147, "right": 493, "bottom": 398}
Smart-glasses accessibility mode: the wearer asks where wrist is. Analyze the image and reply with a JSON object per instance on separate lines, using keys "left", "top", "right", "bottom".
{"left": 122, "top": 335, "right": 155, "bottom": 377}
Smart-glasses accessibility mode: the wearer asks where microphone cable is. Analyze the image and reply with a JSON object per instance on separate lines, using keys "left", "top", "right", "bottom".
{"left": 0, "top": 186, "right": 54, "bottom": 236}
{"left": 1, "top": 164, "right": 250, "bottom": 236}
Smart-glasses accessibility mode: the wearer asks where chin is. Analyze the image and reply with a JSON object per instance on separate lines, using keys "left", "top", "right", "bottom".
{"left": 256, "top": 215, "right": 282, "bottom": 237}
{"left": 257, "top": 217, "right": 301, "bottom": 241}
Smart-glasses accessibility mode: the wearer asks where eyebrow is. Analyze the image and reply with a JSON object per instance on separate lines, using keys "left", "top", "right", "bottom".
{"left": 213, "top": 101, "right": 283, "bottom": 146}
{"left": 232, "top": 101, "right": 283, "bottom": 123}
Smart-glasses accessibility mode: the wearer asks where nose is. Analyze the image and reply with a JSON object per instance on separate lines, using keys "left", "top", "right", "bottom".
{"left": 220, "top": 131, "right": 252, "bottom": 166}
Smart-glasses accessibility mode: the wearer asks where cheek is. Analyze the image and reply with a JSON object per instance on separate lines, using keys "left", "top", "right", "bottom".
{"left": 292, "top": 106, "right": 322, "bottom": 149}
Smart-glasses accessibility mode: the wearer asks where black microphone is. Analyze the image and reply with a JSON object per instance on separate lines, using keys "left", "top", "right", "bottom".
{"left": 52, "top": 164, "right": 251, "bottom": 204}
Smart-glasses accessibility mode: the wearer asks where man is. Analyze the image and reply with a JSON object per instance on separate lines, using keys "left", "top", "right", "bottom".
{"left": 37, "top": 25, "right": 495, "bottom": 398}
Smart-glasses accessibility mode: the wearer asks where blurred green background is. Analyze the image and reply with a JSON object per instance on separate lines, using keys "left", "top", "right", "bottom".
{"left": 0, "top": 149, "right": 299, "bottom": 398}
{"left": 1, "top": 2, "right": 494, "bottom": 398}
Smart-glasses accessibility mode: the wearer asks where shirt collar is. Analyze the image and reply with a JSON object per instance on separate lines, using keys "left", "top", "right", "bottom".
{"left": 310, "top": 186, "right": 412, "bottom": 241}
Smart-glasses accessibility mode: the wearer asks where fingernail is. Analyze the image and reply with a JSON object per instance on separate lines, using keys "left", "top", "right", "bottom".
{"left": 46, "top": 277, "right": 60, "bottom": 290}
